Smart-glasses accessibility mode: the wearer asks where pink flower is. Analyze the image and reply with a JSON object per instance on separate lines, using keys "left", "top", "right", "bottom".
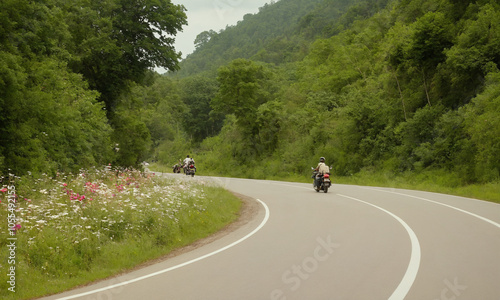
{"left": 12, "top": 224, "right": 21, "bottom": 233}
{"left": 0, "top": 187, "right": 7, "bottom": 192}
{"left": 63, "top": 183, "right": 67, "bottom": 187}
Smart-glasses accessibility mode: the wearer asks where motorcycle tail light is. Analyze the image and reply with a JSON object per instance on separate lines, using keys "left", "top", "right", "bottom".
{"left": 324, "top": 173, "right": 330, "bottom": 178}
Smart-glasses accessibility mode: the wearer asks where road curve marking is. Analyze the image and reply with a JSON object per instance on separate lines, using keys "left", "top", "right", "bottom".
{"left": 362, "top": 187, "right": 500, "bottom": 229}
{"left": 56, "top": 199, "right": 270, "bottom": 300}
{"left": 337, "top": 194, "right": 421, "bottom": 300}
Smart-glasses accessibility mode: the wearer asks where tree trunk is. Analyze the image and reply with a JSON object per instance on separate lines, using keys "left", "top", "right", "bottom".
{"left": 392, "top": 70, "right": 407, "bottom": 121}
{"left": 422, "top": 69, "right": 431, "bottom": 107}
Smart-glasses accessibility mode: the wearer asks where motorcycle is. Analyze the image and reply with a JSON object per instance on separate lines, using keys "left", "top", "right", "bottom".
{"left": 172, "top": 164, "right": 182, "bottom": 173}
{"left": 311, "top": 168, "right": 332, "bottom": 193}
{"left": 185, "top": 163, "right": 196, "bottom": 177}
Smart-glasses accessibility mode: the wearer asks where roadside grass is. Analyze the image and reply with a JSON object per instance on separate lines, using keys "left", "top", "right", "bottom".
{"left": 331, "top": 170, "right": 500, "bottom": 204}
{"left": 296, "top": 174, "right": 498, "bottom": 203}
{"left": 148, "top": 162, "right": 172, "bottom": 174}
{"left": 0, "top": 167, "right": 241, "bottom": 300}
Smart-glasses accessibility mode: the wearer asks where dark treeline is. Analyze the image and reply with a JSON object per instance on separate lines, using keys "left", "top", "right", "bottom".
{"left": 0, "top": 0, "right": 186, "bottom": 176}
{"left": 2, "top": 0, "right": 499, "bottom": 186}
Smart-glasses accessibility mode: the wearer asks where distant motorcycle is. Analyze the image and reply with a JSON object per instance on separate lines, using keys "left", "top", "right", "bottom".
{"left": 185, "top": 162, "right": 196, "bottom": 177}
{"left": 311, "top": 168, "right": 331, "bottom": 193}
{"left": 172, "top": 164, "right": 182, "bottom": 173}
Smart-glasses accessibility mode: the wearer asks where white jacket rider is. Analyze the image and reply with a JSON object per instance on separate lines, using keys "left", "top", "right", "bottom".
{"left": 315, "top": 157, "right": 329, "bottom": 175}
{"left": 183, "top": 155, "right": 194, "bottom": 168}
{"left": 314, "top": 157, "right": 329, "bottom": 187}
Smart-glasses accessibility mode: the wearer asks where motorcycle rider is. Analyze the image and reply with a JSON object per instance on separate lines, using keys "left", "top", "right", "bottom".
{"left": 172, "top": 159, "right": 182, "bottom": 173}
{"left": 183, "top": 155, "right": 196, "bottom": 174}
{"left": 314, "top": 157, "right": 330, "bottom": 188}
{"left": 183, "top": 155, "right": 193, "bottom": 167}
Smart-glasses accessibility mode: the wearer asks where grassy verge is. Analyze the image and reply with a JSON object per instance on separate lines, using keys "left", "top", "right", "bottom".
{"left": 0, "top": 167, "right": 241, "bottom": 299}
{"left": 332, "top": 170, "right": 500, "bottom": 204}
{"left": 147, "top": 162, "right": 173, "bottom": 174}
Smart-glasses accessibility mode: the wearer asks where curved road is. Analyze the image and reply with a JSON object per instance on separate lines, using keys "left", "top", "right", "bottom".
{"left": 43, "top": 176, "right": 500, "bottom": 300}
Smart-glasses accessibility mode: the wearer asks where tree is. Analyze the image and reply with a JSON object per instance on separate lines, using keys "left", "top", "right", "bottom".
{"left": 180, "top": 76, "right": 223, "bottom": 142}
{"left": 405, "top": 12, "right": 453, "bottom": 107}
{"left": 396, "top": 105, "right": 445, "bottom": 170}
{"left": 194, "top": 30, "right": 217, "bottom": 49}
{"left": 212, "top": 59, "right": 272, "bottom": 136}
{"left": 65, "top": 0, "right": 187, "bottom": 112}
{"left": 445, "top": 3, "right": 500, "bottom": 106}
{"left": 0, "top": 0, "right": 114, "bottom": 175}
{"left": 0, "top": 58, "right": 113, "bottom": 175}
{"left": 464, "top": 71, "right": 500, "bottom": 182}
{"left": 111, "top": 103, "right": 152, "bottom": 168}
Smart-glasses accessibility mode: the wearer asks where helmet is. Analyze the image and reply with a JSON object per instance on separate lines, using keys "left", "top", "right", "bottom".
{"left": 319, "top": 157, "right": 325, "bottom": 162}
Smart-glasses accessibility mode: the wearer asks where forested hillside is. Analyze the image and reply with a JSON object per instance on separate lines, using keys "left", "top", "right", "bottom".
{"left": 164, "top": 0, "right": 500, "bottom": 185}
{"left": 2, "top": 0, "right": 499, "bottom": 188}
{"left": 174, "top": 0, "right": 390, "bottom": 77}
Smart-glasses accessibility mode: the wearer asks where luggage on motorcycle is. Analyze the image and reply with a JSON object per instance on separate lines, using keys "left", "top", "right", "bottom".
{"left": 311, "top": 167, "right": 331, "bottom": 193}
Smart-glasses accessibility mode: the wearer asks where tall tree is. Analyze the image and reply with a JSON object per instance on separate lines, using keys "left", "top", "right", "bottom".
{"left": 212, "top": 59, "right": 273, "bottom": 136}
{"left": 180, "top": 76, "right": 223, "bottom": 142}
{"left": 0, "top": 0, "right": 114, "bottom": 175}
{"left": 405, "top": 11, "right": 453, "bottom": 107}
{"left": 65, "top": 0, "right": 187, "bottom": 113}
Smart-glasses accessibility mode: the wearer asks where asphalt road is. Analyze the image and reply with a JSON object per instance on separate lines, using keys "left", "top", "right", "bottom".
{"left": 43, "top": 176, "right": 500, "bottom": 300}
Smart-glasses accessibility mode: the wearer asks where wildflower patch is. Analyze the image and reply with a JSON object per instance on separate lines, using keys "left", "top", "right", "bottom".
{"left": 0, "top": 167, "right": 241, "bottom": 299}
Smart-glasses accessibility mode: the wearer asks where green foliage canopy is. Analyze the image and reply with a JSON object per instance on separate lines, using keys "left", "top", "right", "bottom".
{"left": 166, "top": 0, "right": 500, "bottom": 185}
{"left": 212, "top": 59, "right": 273, "bottom": 136}
{"left": 64, "top": 0, "right": 187, "bottom": 112}
{"left": 0, "top": 0, "right": 187, "bottom": 175}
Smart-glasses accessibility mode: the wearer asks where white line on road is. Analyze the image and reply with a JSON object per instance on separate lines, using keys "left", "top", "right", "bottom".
{"left": 337, "top": 194, "right": 421, "bottom": 300}
{"left": 362, "top": 187, "right": 500, "bottom": 229}
{"left": 257, "top": 179, "right": 421, "bottom": 299}
{"left": 56, "top": 199, "right": 271, "bottom": 300}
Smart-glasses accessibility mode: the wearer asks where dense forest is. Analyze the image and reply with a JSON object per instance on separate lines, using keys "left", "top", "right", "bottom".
{"left": 170, "top": 0, "right": 500, "bottom": 184}
{"left": 0, "top": 0, "right": 187, "bottom": 175}
{"left": 1, "top": 0, "right": 499, "bottom": 186}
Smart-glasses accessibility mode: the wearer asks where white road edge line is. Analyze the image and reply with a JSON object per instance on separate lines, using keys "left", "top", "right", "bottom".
{"left": 362, "top": 187, "right": 500, "bottom": 229}
{"left": 56, "top": 199, "right": 270, "bottom": 300}
{"left": 337, "top": 194, "right": 421, "bottom": 300}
